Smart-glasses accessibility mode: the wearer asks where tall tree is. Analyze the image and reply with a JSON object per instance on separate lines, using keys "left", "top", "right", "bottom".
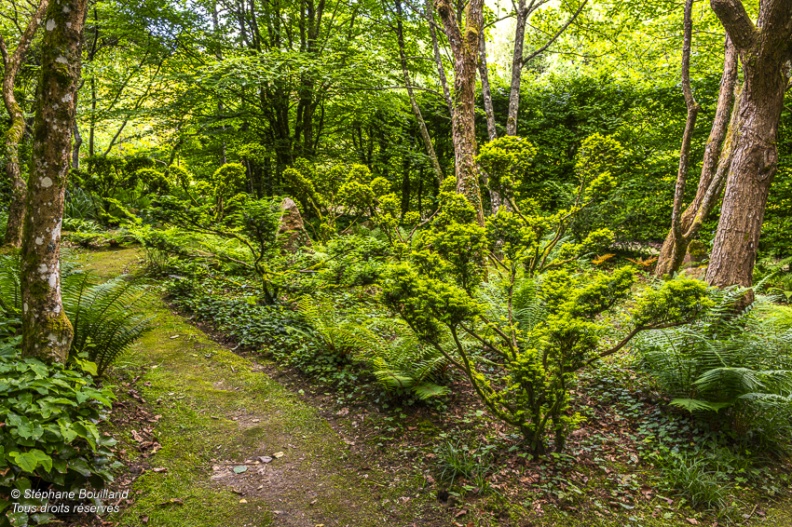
{"left": 655, "top": 36, "right": 738, "bottom": 277}
{"left": 0, "top": 0, "right": 49, "bottom": 247}
{"left": 705, "top": 0, "right": 792, "bottom": 289}
{"left": 506, "top": 0, "right": 588, "bottom": 136}
{"left": 20, "top": 0, "right": 88, "bottom": 362}
{"left": 435, "top": 0, "right": 485, "bottom": 225}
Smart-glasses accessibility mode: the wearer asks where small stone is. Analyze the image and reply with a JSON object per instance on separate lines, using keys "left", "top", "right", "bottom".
{"left": 273, "top": 452, "right": 284, "bottom": 458}
{"left": 258, "top": 456, "right": 273, "bottom": 463}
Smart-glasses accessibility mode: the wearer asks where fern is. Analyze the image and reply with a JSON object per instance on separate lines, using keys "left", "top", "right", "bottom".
{"left": 636, "top": 288, "right": 792, "bottom": 448}
{"left": 63, "top": 274, "right": 152, "bottom": 376}
{"left": 296, "top": 295, "right": 451, "bottom": 400}
{"left": 295, "top": 296, "right": 378, "bottom": 357}
{"left": 0, "top": 256, "right": 151, "bottom": 376}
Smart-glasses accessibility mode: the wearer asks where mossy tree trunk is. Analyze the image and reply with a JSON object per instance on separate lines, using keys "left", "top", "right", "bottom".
{"left": 705, "top": 0, "right": 792, "bottom": 290}
{"left": 20, "top": 0, "right": 89, "bottom": 362}
{"left": 435, "top": 0, "right": 485, "bottom": 226}
{"left": 0, "top": 0, "right": 50, "bottom": 247}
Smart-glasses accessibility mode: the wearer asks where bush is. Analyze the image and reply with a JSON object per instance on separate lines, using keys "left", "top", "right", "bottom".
{"left": 636, "top": 289, "right": 792, "bottom": 452}
{"left": 382, "top": 188, "right": 711, "bottom": 455}
{"left": 0, "top": 348, "right": 118, "bottom": 527}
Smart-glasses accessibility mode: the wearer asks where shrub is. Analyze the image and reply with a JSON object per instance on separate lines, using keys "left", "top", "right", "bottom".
{"left": 63, "top": 274, "right": 152, "bottom": 376}
{"left": 382, "top": 189, "right": 711, "bottom": 455}
{"left": 636, "top": 289, "right": 792, "bottom": 452}
{"left": 0, "top": 348, "right": 118, "bottom": 527}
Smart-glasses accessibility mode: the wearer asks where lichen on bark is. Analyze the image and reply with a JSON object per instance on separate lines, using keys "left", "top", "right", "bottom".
{"left": 20, "top": 0, "right": 89, "bottom": 362}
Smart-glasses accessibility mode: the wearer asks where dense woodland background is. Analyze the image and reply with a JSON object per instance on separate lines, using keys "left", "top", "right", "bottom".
{"left": 2, "top": 0, "right": 792, "bottom": 526}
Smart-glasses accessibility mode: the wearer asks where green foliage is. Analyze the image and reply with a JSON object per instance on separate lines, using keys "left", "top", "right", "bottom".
{"left": 476, "top": 136, "right": 537, "bottom": 205}
{"left": 281, "top": 160, "right": 400, "bottom": 241}
{"left": 135, "top": 168, "right": 171, "bottom": 194}
{"left": 382, "top": 184, "right": 711, "bottom": 454}
{"left": 0, "top": 256, "right": 150, "bottom": 376}
{"left": 636, "top": 290, "right": 792, "bottom": 451}
{"left": 662, "top": 453, "right": 730, "bottom": 511}
{"left": 62, "top": 274, "right": 152, "bottom": 376}
{"left": 0, "top": 349, "right": 118, "bottom": 527}
{"left": 212, "top": 163, "right": 247, "bottom": 218}
{"left": 294, "top": 296, "right": 377, "bottom": 359}
{"left": 151, "top": 195, "right": 288, "bottom": 303}
{"left": 434, "top": 439, "right": 493, "bottom": 491}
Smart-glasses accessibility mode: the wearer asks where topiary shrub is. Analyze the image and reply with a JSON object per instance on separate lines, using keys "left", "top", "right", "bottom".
{"left": 381, "top": 188, "right": 712, "bottom": 456}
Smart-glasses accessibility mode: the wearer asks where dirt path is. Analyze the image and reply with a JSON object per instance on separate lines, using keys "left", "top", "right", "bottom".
{"left": 77, "top": 248, "right": 441, "bottom": 527}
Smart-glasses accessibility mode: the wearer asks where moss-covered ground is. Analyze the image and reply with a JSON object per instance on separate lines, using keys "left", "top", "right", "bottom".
{"left": 77, "top": 248, "right": 443, "bottom": 527}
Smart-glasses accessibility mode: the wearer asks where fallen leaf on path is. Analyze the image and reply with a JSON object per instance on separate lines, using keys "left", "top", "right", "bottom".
{"left": 273, "top": 452, "right": 284, "bottom": 458}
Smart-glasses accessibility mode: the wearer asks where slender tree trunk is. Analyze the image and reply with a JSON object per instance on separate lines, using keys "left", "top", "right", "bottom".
{"left": 21, "top": 0, "right": 88, "bottom": 362}
{"left": 394, "top": 0, "right": 443, "bottom": 184}
{"left": 506, "top": 0, "right": 588, "bottom": 136}
{"left": 656, "top": 0, "right": 700, "bottom": 276}
{"left": 87, "top": 7, "right": 98, "bottom": 157}
{"left": 72, "top": 124, "right": 82, "bottom": 169}
{"left": 506, "top": 0, "right": 528, "bottom": 136}
{"left": 477, "top": 36, "right": 506, "bottom": 213}
{"left": 435, "top": 0, "right": 485, "bottom": 225}
{"left": 705, "top": 0, "right": 792, "bottom": 289}
{"left": 478, "top": 37, "right": 497, "bottom": 141}
{"left": 655, "top": 36, "right": 738, "bottom": 277}
{"left": 1, "top": 0, "right": 50, "bottom": 247}
{"left": 425, "top": 0, "right": 453, "bottom": 117}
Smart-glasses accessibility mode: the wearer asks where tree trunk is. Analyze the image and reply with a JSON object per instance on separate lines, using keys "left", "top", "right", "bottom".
{"left": 425, "top": 0, "right": 453, "bottom": 117}
{"left": 506, "top": 0, "right": 528, "bottom": 136}
{"left": 478, "top": 37, "right": 497, "bottom": 141}
{"left": 477, "top": 36, "right": 506, "bottom": 213}
{"left": 72, "top": 123, "right": 82, "bottom": 170}
{"left": 655, "top": 36, "right": 738, "bottom": 277}
{"left": 394, "top": 0, "right": 444, "bottom": 184}
{"left": 506, "top": 0, "right": 588, "bottom": 137}
{"left": 21, "top": 0, "right": 88, "bottom": 362}
{"left": 435, "top": 0, "right": 485, "bottom": 225}
{"left": 1, "top": 0, "right": 50, "bottom": 247}
{"left": 705, "top": 0, "right": 792, "bottom": 289}
{"left": 655, "top": 0, "right": 700, "bottom": 276}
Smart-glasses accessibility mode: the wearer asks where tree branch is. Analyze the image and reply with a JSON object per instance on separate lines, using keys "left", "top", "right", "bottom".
{"left": 710, "top": 0, "right": 757, "bottom": 51}
{"left": 522, "top": 0, "right": 588, "bottom": 66}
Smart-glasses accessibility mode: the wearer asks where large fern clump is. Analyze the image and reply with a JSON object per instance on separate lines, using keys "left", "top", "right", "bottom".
{"left": 635, "top": 288, "right": 792, "bottom": 449}
{"left": 294, "top": 295, "right": 450, "bottom": 401}
{"left": 62, "top": 273, "right": 152, "bottom": 376}
{"left": 0, "top": 255, "right": 150, "bottom": 376}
